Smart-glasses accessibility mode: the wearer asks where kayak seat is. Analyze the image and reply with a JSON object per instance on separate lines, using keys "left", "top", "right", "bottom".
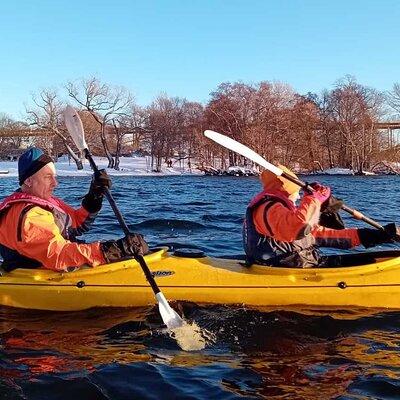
{"left": 173, "top": 248, "right": 206, "bottom": 258}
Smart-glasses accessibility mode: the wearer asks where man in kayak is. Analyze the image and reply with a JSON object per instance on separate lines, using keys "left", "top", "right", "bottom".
{"left": 0, "top": 148, "right": 148, "bottom": 272}
{"left": 243, "top": 165, "right": 399, "bottom": 267}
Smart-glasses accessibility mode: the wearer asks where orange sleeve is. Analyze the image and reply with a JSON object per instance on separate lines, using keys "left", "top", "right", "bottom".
{"left": 19, "top": 207, "right": 106, "bottom": 271}
{"left": 253, "top": 196, "right": 321, "bottom": 242}
{"left": 313, "top": 225, "right": 361, "bottom": 249}
{"left": 55, "top": 198, "right": 93, "bottom": 229}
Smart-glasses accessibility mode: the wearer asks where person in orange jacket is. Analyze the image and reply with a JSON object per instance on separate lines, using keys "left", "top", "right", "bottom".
{"left": 243, "top": 165, "right": 400, "bottom": 267}
{"left": 0, "top": 148, "right": 148, "bottom": 272}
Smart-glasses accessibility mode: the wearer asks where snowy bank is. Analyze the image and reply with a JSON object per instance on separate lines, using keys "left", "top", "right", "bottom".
{"left": 308, "top": 167, "right": 376, "bottom": 176}
{"left": 0, "top": 155, "right": 203, "bottom": 179}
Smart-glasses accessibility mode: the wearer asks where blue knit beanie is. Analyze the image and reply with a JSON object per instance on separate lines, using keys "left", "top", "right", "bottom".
{"left": 18, "top": 148, "right": 53, "bottom": 185}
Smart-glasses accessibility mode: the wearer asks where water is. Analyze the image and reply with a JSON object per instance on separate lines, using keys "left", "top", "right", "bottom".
{"left": 1, "top": 174, "right": 400, "bottom": 399}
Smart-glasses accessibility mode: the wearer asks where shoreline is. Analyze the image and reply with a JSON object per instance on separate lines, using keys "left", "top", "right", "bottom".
{"left": 0, "top": 155, "right": 203, "bottom": 178}
{"left": 0, "top": 157, "right": 397, "bottom": 179}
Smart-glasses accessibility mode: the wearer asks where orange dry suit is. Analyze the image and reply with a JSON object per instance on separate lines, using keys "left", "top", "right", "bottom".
{"left": 0, "top": 191, "right": 106, "bottom": 272}
{"left": 243, "top": 189, "right": 361, "bottom": 267}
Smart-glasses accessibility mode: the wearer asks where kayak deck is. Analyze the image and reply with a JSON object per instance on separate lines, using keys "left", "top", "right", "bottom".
{"left": 1, "top": 248, "right": 400, "bottom": 311}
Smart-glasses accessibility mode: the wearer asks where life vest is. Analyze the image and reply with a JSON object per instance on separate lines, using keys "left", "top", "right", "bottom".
{"left": 243, "top": 190, "right": 320, "bottom": 268}
{"left": 0, "top": 192, "right": 74, "bottom": 270}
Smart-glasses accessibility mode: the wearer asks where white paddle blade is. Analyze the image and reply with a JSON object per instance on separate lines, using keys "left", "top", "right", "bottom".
{"left": 156, "top": 292, "right": 184, "bottom": 329}
{"left": 204, "top": 130, "right": 283, "bottom": 176}
{"left": 64, "top": 105, "right": 88, "bottom": 151}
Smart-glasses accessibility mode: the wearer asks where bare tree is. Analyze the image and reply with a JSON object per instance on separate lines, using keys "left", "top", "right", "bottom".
{"left": 181, "top": 101, "right": 204, "bottom": 172}
{"left": 251, "top": 81, "right": 296, "bottom": 167}
{"left": 0, "top": 114, "right": 26, "bottom": 157}
{"left": 66, "top": 77, "right": 133, "bottom": 168}
{"left": 26, "top": 89, "right": 82, "bottom": 169}
{"left": 108, "top": 116, "right": 136, "bottom": 170}
{"left": 129, "top": 105, "right": 150, "bottom": 152}
{"left": 203, "top": 81, "right": 297, "bottom": 169}
{"left": 288, "top": 94, "right": 320, "bottom": 171}
{"left": 146, "top": 95, "right": 185, "bottom": 172}
{"left": 1, "top": 74, "right": 395, "bottom": 175}
{"left": 323, "top": 76, "right": 384, "bottom": 173}
{"left": 387, "top": 83, "right": 400, "bottom": 116}
{"left": 205, "top": 82, "right": 256, "bottom": 167}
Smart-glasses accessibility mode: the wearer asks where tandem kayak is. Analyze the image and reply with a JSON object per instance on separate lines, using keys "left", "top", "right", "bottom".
{"left": 1, "top": 247, "right": 400, "bottom": 311}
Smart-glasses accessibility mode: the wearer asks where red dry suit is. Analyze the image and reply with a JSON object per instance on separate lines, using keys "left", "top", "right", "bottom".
{"left": 0, "top": 191, "right": 105, "bottom": 272}
{"left": 243, "top": 189, "right": 361, "bottom": 267}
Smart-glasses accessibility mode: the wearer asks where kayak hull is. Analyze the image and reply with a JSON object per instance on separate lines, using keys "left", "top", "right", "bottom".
{"left": 1, "top": 248, "right": 400, "bottom": 311}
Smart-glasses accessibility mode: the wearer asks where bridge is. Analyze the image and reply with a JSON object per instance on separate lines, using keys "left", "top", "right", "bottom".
{"left": 0, "top": 129, "right": 52, "bottom": 137}
{"left": 375, "top": 122, "right": 400, "bottom": 130}
{"left": 375, "top": 121, "right": 400, "bottom": 147}
{"left": 1, "top": 122, "right": 400, "bottom": 147}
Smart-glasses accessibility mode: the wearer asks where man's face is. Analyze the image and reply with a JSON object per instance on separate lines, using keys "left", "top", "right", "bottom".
{"left": 25, "top": 163, "right": 58, "bottom": 199}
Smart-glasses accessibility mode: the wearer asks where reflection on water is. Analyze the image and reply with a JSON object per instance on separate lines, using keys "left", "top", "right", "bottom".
{"left": 0, "top": 308, "right": 151, "bottom": 375}
{"left": 0, "top": 175, "right": 400, "bottom": 399}
{"left": 1, "top": 305, "right": 400, "bottom": 399}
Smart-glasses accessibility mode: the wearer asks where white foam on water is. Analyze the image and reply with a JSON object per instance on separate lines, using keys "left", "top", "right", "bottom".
{"left": 169, "top": 321, "right": 215, "bottom": 351}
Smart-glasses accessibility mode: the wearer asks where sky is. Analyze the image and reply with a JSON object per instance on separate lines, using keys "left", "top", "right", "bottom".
{"left": 1, "top": 0, "right": 400, "bottom": 120}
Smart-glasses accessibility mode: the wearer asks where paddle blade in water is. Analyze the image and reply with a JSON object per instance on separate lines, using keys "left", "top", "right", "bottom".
{"left": 64, "top": 105, "right": 88, "bottom": 151}
{"left": 156, "top": 292, "right": 184, "bottom": 329}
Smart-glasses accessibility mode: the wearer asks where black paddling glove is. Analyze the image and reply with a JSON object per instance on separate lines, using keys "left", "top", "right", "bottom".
{"left": 101, "top": 233, "right": 149, "bottom": 263}
{"left": 321, "top": 195, "right": 343, "bottom": 213}
{"left": 82, "top": 169, "right": 112, "bottom": 213}
{"left": 319, "top": 195, "right": 346, "bottom": 230}
{"left": 358, "top": 223, "right": 400, "bottom": 248}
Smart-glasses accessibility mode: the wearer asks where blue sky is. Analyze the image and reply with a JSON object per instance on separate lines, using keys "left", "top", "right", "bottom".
{"left": 1, "top": 0, "right": 399, "bottom": 119}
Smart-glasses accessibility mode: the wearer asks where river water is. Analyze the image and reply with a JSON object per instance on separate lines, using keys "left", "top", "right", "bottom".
{"left": 1, "top": 174, "right": 400, "bottom": 399}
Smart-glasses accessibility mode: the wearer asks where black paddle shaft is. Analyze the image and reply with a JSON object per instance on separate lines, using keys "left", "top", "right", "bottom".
{"left": 280, "top": 171, "right": 384, "bottom": 231}
{"left": 83, "top": 149, "right": 161, "bottom": 295}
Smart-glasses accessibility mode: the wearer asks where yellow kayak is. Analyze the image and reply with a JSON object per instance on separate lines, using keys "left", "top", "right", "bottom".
{"left": 1, "top": 247, "right": 400, "bottom": 311}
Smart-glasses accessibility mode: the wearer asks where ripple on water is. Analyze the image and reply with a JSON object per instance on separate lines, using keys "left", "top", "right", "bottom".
{"left": 131, "top": 218, "right": 230, "bottom": 232}
{"left": 1, "top": 174, "right": 400, "bottom": 398}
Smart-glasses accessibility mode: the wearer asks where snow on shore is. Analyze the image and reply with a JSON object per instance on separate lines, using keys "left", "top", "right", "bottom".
{"left": 0, "top": 157, "right": 385, "bottom": 179}
{"left": 310, "top": 167, "right": 376, "bottom": 176}
{"left": 0, "top": 155, "right": 202, "bottom": 179}
{"left": 321, "top": 167, "right": 355, "bottom": 175}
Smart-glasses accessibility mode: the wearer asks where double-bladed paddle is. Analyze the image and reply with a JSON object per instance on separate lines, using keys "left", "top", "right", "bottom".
{"left": 204, "top": 129, "right": 384, "bottom": 230}
{"left": 64, "top": 105, "right": 184, "bottom": 329}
